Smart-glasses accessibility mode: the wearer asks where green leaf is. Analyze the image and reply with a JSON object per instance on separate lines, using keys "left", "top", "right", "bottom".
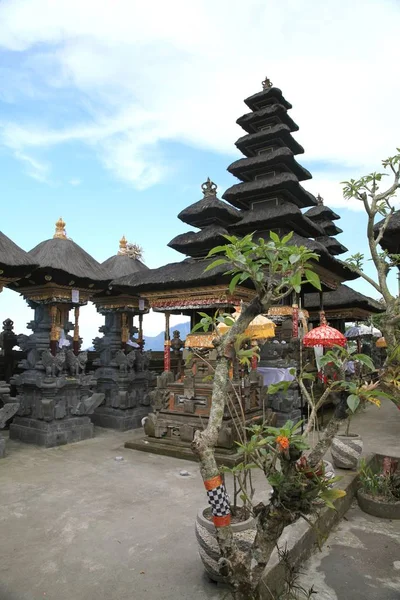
{"left": 347, "top": 394, "right": 360, "bottom": 414}
{"left": 319, "top": 488, "right": 346, "bottom": 510}
{"left": 305, "top": 269, "right": 322, "bottom": 291}
{"left": 281, "top": 231, "right": 294, "bottom": 245}
{"left": 206, "top": 245, "right": 227, "bottom": 257}
{"left": 229, "top": 273, "right": 242, "bottom": 295}
{"left": 352, "top": 354, "right": 375, "bottom": 372}
{"left": 270, "top": 231, "right": 280, "bottom": 243}
{"left": 191, "top": 322, "right": 205, "bottom": 333}
{"left": 204, "top": 258, "right": 228, "bottom": 272}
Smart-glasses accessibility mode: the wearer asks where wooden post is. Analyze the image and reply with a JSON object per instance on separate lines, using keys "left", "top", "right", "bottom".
{"left": 292, "top": 303, "right": 299, "bottom": 338}
{"left": 49, "top": 305, "right": 58, "bottom": 356}
{"left": 121, "top": 312, "right": 129, "bottom": 352}
{"left": 73, "top": 306, "right": 80, "bottom": 355}
{"left": 138, "top": 313, "right": 144, "bottom": 350}
{"left": 164, "top": 312, "right": 171, "bottom": 372}
{"left": 251, "top": 340, "right": 258, "bottom": 370}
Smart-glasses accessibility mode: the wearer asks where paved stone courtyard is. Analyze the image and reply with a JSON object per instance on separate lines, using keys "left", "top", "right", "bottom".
{"left": 0, "top": 401, "right": 399, "bottom": 600}
{"left": 0, "top": 429, "right": 224, "bottom": 600}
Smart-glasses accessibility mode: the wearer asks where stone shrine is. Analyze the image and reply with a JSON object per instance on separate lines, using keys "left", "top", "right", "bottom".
{"left": 91, "top": 237, "right": 155, "bottom": 430}
{"left": 7, "top": 219, "right": 108, "bottom": 447}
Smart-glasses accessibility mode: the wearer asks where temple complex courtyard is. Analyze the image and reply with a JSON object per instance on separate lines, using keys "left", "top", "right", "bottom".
{"left": 1, "top": 399, "right": 399, "bottom": 600}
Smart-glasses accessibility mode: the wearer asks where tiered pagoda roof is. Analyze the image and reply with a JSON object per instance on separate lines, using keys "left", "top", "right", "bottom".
{"left": 113, "top": 78, "right": 361, "bottom": 308}
{"left": 374, "top": 210, "right": 400, "bottom": 255}
{"left": 304, "top": 284, "right": 384, "bottom": 321}
{"left": 304, "top": 194, "right": 347, "bottom": 256}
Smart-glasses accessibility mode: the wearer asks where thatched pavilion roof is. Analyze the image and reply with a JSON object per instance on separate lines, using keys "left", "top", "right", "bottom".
{"left": 374, "top": 210, "right": 400, "bottom": 255}
{"left": 304, "top": 284, "right": 384, "bottom": 313}
{"left": 0, "top": 231, "right": 39, "bottom": 280}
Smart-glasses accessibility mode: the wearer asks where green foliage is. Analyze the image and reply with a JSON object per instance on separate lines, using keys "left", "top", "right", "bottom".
{"left": 204, "top": 231, "right": 321, "bottom": 297}
{"left": 345, "top": 252, "right": 364, "bottom": 271}
{"left": 359, "top": 458, "right": 400, "bottom": 501}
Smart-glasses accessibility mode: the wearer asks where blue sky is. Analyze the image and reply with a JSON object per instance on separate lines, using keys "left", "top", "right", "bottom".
{"left": 0, "top": 0, "right": 399, "bottom": 344}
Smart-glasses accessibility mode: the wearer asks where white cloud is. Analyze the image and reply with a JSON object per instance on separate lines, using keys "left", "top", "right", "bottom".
{"left": 13, "top": 150, "right": 50, "bottom": 182}
{"left": 0, "top": 0, "right": 399, "bottom": 200}
{"left": 69, "top": 178, "right": 81, "bottom": 186}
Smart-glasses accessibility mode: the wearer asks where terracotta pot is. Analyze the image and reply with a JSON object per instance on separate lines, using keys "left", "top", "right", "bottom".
{"left": 331, "top": 433, "right": 363, "bottom": 469}
{"left": 357, "top": 489, "right": 400, "bottom": 520}
{"left": 195, "top": 508, "right": 255, "bottom": 583}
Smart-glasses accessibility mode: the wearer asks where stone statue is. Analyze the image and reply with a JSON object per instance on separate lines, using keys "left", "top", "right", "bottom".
{"left": 42, "top": 349, "right": 66, "bottom": 377}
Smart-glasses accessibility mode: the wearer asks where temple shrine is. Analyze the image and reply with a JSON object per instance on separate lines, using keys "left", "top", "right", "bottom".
{"left": 113, "top": 78, "right": 367, "bottom": 453}
{"left": 91, "top": 237, "right": 154, "bottom": 430}
{"left": 6, "top": 219, "right": 109, "bottom": 447}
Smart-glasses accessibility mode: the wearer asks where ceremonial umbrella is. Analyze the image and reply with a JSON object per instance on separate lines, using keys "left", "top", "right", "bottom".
{"left": 303, "top": 313, "right": 346, "bottom": 348}
{"left": 345, "top": 324, "right": 382, "bottom": 339}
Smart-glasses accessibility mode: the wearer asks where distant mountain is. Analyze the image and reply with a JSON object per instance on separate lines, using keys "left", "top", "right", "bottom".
{"left": 144, "top": 321, "right": 191, "bottom": 351}
{"left": 84, "top": 321, "right": 191, "bottom": 352}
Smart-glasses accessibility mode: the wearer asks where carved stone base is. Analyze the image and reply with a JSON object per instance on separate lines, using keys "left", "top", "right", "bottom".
{"left": 90, "top": 406, "right": 150, "bottom": 431}
{"left": 10, "top": 416, "right": 94, "bottom": 447}
{"left": 0, "top": 436, "right": 6, "bottom": 458}
{"left": 124, "top": 436, "right": 245, "bottom": 467}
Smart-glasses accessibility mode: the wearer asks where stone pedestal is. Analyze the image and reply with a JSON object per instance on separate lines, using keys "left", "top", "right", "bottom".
{"left": 0, "top": 436, "right": 6, "bottom": 458}
{"left": 92, "top": 311, "right": 154, "bottom": 430}
{"left": 259, "top": 339, "right": 302, "bottom": 425}
{"left": 11, "top": 303, "right": 104, "bottom": 448}
{"left": 10, "top": 416, "right": 94, "bottom": 447}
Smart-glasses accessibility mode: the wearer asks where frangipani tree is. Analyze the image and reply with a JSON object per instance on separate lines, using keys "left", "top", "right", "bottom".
{"left": 342, "top": 149, "right": 400, "bottom": 378}
{"left": 190, "top": 232, "right": 349, "bottom": 599}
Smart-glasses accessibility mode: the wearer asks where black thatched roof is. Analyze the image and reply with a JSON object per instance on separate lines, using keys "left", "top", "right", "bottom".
{"left": 0, "top": 231, "right": 39, "bottom": 279}
{"left": 102, "top": 254, "right": 149, "bottom": 279}
{"left": 304, "top": 204, "right": 340, "bottom": 221}
{"left": 244, "top": 86, "right": 292, "bottom": 112}
{"left": 304, "top": 284, "right": 384, "bottom": 313}
{"left": 112, "top": 257, "right": 234, "bottom": 293}
{"left": 18, "top": 237, "right": 110, "bottom": 290}
{"left": 236, "top": 103, "right": 298, "bottom": 134}
{"left": 230, "top": 200, "right": 324, "bottom": 238}
{"left": 288, "top": 233, "right": 358, "bottom": 282}
{"left": 223, "top": 173, "right": 318, "bottom": 210}
{"left": 235, "top": 123, "right": 304, "bottom": 157}
{"left": 227, "top": 147, "right": 311, "bottom": 183}
{"left": 178, "top": 196, "right": 241, "bottom": 228}
{"left": 312, "top": 219, "right": 343, "bottom": 236}
{"left": 316, "top": 236, "right": 348, "bottom": 256}
{"left": 168, "top": 225, "right": 228, "bottom": 257}
{"left": 374, "top": 210, "right": 400, "bottom": 255}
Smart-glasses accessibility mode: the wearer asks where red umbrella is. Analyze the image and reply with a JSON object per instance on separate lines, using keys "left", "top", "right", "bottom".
{"left": 303, "top": 312, "right": 346, "bottom": 348}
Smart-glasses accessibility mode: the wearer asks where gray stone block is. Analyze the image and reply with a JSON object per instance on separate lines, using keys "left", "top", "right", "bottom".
{"left": 90, "top": 406, "right": 150, "bottom": 431}
{"left": 10, "top": 416, "right": 95, "bottom": 447}
{"left": 0, "top": 436, "right": 6, "bottom": 458}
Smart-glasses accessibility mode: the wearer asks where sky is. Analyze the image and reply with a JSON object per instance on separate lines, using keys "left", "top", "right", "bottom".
{"left": 0, "top": 0, "right": 399, "bottom": 346}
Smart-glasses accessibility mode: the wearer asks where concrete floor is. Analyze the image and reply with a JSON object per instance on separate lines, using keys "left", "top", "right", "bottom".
{"left": 298, "top": 503, "right": 400, "bottom": 599}
{"left": 0, "top": 400, "right": 398, "bottom": 600}
{"left": 0, "top": 429, "right": 224, "bottom": 600}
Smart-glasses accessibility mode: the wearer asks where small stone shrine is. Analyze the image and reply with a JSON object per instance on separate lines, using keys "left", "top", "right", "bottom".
{"left": 7, "top": 218, "right": 109, "bottom": 447}
{"left": 91, "top": 237, "right": 154, "bottom": 430}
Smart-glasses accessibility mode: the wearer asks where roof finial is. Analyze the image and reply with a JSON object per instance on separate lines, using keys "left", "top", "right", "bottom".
{"left": 262, "top": 77, "right": 273, "bottom": 90}
{"left": 53, "top": 217, "right": 67, "bottom": 239}
{"left": 118, "top": 236, "right": 143, "bottom": 260}
{"left": 316, "top": 194, "right": 324, "bottom": 206}
{"left": 201, "top": 177, "right": 217, "bottom": 197}
{"left": 118, "top": 235, "right": 127, "bottom": 255}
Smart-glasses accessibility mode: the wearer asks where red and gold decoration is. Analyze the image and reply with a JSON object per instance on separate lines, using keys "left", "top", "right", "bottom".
{"left": 376, "top": 336, "right": 387, "bottom": 348}
{"left": 303, "top": 312, "right": 346, "bottom": 348}
{"left": 164, "top": 312, "right": 171, "bottom": 372}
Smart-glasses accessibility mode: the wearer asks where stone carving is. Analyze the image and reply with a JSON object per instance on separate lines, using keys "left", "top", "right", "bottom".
{"left": 141, "top": 349, "right": 265, "bottom": 451}
{"left": 91, "top": 310, "right": 155, "bottom": 431}
{"left": 66, "top": 349, "right": 87, "bottom": 376}
{"left": 0, "top": 381, "right": 20, "bottom": 458}
{"left": 9, "top": 302, "right": 104, "bottom": 447}
{"left": 42, "top": 349, "right": 66, "bottom": 377}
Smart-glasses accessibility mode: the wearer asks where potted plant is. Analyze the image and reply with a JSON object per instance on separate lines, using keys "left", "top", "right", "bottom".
{"left": 357, "top": 456, "right": 400, "bottom": 519}
{"left": 316, "top": 349, "right": 385, "bottom": 470}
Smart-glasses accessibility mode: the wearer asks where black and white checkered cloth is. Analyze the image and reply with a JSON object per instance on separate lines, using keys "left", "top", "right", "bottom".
{"left": 206, "top": 484, "right": 230, "bottom": 517}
